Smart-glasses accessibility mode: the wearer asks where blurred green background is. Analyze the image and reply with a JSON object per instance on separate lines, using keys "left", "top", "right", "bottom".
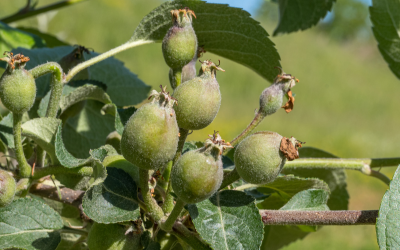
{"left": 1, "top": 0, "right": 399, "bottom": 249}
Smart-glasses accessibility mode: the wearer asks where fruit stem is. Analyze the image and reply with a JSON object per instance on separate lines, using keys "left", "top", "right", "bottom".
{"left": 160, "top": 199, "right": 185, "bottom": 232}
{"left": 171, "top": 68, "right": 182, "bottom": 89}
{"left": 139, "top": 168, "right": 164, "bottom": 221}
{"left": 163, "top": 128, "right": 189, "bottom": 213}
{"left": 13, "top": 112, "right": 31, "bottom": 178}
{"left": 173, "top": 128, "right": 189, "bottom": 163}
{"left": 65, "top": 40, "right": 153, "bottom": 82}
{"left": 35, "top": 147, "right": 46, "bottom": 168}
{"left": 29, "top": 62, "right": 64, "bottom": 118}
{"left": 32, "top": 165, "right": 93, "bottom": 180}
{"left": 229, "top": 112, "right": 264, "bottom": 148}
{"left": 219, "top": 168, "right": 240, "bottom": 190}
{"left": 172, "top": 222, "right": 212, "bottom": 250}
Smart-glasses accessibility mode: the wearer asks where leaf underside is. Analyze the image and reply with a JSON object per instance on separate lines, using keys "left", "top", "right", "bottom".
{"left": 376, "top": 165, "right": 400, "bottom": 249}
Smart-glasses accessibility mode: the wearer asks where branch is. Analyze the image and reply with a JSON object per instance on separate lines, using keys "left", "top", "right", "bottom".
{"left": 0, "top": 0, "right": 86, "bottom": 24}
{"left": 29, "top": 183, "right": 84, "bottom": 208}
{"left": 260, "top": 210, "right": 378, "bottom": 226}
{"left": 284, "top": 157, "right": 400, "bottom": 169}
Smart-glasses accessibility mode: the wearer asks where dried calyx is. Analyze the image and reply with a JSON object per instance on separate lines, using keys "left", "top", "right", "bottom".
{"left": 171, "top": 8, "right": 196, "bottom": 27}
{"left": 0, "top": 52, "right": 30, "bottom": 71}
{"left": 280, "top": 136, "right": 304, "bottom": 161}
{"left": 148, "top": 85, "right": 177, "bottom": 109}
{"left": 199, "top": 59, "right": 225, "bottom": 78}
{"left": 202, "top": 131, "right": 233, "bottom": 159}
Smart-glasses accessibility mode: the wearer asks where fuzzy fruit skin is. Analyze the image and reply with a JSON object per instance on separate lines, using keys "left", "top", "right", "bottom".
{"left": 87, "top": 222, "right": 141, "bottom": 250}
{"left": 234, "top": 132, "right": 286, "bottom": 184}
{"left": 121, "top": 103, "right": 179, "bottom": 170}
{"left": 171, "top": 150, "right": 223, "bottom": 204}
{"left": 0, "top": 169, "right": 16, "bottom": 207}
{"left": 173, "top": 75, "right": 221, "bottom": 130}
{"left": 162, "top": 25, "right": 197, "bottom": 70}
{"left": 259, "top": 84, "right": 284, "bottom": 117}
{"left": 0, "top": 69, "right": 36, "bottom": 114}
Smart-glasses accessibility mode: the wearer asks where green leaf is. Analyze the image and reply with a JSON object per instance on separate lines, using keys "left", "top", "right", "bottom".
{"left": 82, "top": 167, "right": 140, "bottom": 223}
{"left": 187, "top": 190, "right": 264, "bottom": 250}
{"left": 37, "top": 84, "right": 76, "bottom": 118}
{"left": 0, "top": 198, "right": 63, "bottom": 250}
{"left": 38, "top": 80, "right": 108, "bottom": 117}
{"left": 101, "top": 104, "right": 136, "bottom": 135}
{"left": 16, "top": 27, "right": 69, "bottom": 48}
{"left": 0, "top": 113, "right": 14, "bottom": 148}
{"left": 261, "top": 190, "right": 330, "bottom": 250}
{"left": 273, "top": 0, "right": 335, "bottom": 36}
{"left": 85, "top": 51, "right": 150, "bottom": 106}
{"left": 376, "top": 165, "right": 400, "bottom": 249}
{"left": 282, "top": 147, "right": 349, "bottom": 210}
{"left": 257, "top": 175, "right": 330, "bottom": 210}
{"left": 370, "top": 0, "right": 400, "bottom": 79}
{"left": 21, "top": 117, "right": 61, "bottom": 163}
{"left": 182, "top": 141, "right": 203, "bottom": 154}
{"left": 63, "top": 100, "right": 115, "bottom": 158}
{"left": 59, "top": 84, "right": 112, "bottom": 115}
{"left": 280, "top": 189, "right": 330, "bottom": 211}
{"left": 142, "top": 231, "right": 161, "bottom": 250}
{"left": 0, "top": 22, "right": 45, "bottom": 56}
{"left": 261, "top": 225, "right": 309, "bottom": 250}
{"left": 130, "top": 0, "right": 281, "bottom": 82}
{"left": 10, "top": 46, "right": 150, "bottom": 104}
{"left": 55, "top": 124, "right": 92, "bottom": 168}
{"left": 55, "top": 233, "right": 88, "bottom": 250}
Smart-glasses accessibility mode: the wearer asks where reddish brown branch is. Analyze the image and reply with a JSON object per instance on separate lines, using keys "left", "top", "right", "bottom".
{"left": 260, "top": 210, "right": 378, "bottom": 226}
{"left": 29, "top": 183, "right": 84, "bottom": 208}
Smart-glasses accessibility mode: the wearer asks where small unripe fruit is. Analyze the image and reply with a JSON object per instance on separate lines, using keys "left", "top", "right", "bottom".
{"left": 0, "top": 169, "right": 16, "bottom": 207}
{"left": 234, "top": 132, "right": 300, "bottom": 184}
{"left": 173, "top": 60, "right": 224, "bottom": 130}
{"left": 171, "top": 132, "right": 230, "bottom": 204}
{"left": 162, "top": 9, "right": 198, "bottom": 70}
{"left": 121, "top": 87, "right": 179, "bottom": 170}
{"left": 259, "top": 67, "right": 298, "bottom": 117}
{"left": 0, "top": 53, "right": 36, "bottom": 114}
{"left": 87, "top": 222, "right": 142, "bottom": 250}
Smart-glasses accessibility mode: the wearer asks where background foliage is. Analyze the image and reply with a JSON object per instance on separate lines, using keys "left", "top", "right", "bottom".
{"left": 0, "top": 0, "right": 399, "bottom": 249}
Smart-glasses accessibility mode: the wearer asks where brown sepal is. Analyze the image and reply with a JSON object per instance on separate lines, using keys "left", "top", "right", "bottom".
{"left": 280, "top": 137, "right": 300, "bottom": 161}
{"left": 282, "top": 90, "right": 295, "bottom": 113}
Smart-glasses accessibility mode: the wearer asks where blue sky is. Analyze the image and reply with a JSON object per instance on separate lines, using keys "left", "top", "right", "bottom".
{"left": 205, "top": 0, "right": 263, "bottom": 16}
{"left": 205, "top": 0, "right": 372, "bottom": 17}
